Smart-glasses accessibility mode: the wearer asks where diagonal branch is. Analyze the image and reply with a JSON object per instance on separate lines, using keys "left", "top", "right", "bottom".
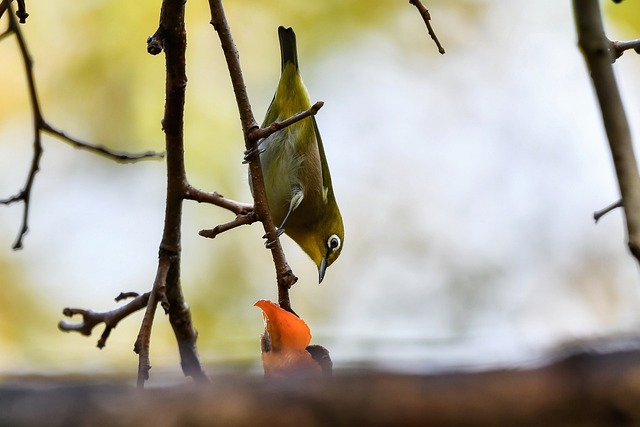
{"left": 41, "top": 122, "right": 164, "bottom": 163}
{"left": 208, "top": 0, "right": 298, "bottom": 313}
{"left": 594, "top": 199, "right": 623, "bottom": 223}
{"left": 248, "top": 101, "right": 324, "bottom": 141}
{"left": 0, "top": 0, "right": 13, "bottom": 21}
{"left": 409, "top": 0, "right": 446, "bottom": 54}
{"left": 574, "top": 0, "right": 640, "bottom": 262}
{"left": 199, "top": 211, "right": 256, "bottom": 239}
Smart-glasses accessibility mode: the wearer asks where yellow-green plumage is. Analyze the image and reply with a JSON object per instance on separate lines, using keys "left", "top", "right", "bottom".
{"left": 259, "top": 26, "right": 344, "bottom": 283}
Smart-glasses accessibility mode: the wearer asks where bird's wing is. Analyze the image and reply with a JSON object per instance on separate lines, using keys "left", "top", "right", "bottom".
{"left": 312, "top": 116, "right": 334, "bottom": 203}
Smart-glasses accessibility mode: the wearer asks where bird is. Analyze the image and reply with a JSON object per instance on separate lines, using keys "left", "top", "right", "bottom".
{"left": 257, "top": 26, "right": 344, "bottom": 283}
{"left": 255, "top": 299, "right": 331, "bottom": 377}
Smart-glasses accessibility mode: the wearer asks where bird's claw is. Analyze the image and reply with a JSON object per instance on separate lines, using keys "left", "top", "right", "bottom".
{"left": 262, "top": 228, "right": 284, "bottom": 248}
{"left": 242, "top": 145, "right": 266, "bottom": 164}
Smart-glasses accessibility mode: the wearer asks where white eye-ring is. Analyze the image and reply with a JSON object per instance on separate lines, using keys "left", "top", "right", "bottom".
{"left": 327, "top": 234, "right": 341, "bottom": 252}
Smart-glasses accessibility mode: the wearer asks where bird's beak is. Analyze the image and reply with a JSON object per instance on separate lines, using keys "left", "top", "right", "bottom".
{"left": 318, "top": 254, "right": 328, "bottom": 284}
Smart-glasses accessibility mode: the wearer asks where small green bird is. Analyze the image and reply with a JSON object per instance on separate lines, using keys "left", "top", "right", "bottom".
{"left": 258, "top": 26, "right": 343, "bottom": 283}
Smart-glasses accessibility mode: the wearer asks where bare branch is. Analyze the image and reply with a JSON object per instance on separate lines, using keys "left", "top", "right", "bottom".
{"left": 41, "top": 122, "right": 164, "bottom": 163}
{"left": 0, "top": 0, "right": 12, "bottom": 20}
{"left": 199, "top": 212, "right": 256, "bottom": 239}
{"left": 184, "top": 185, "right": 253, "bottom": 215}
{"left": 574, "top": 0, "right": 640, "bottom": 261}
{"left": 208, "top": 0, "right": 298, "bottom": 313}
{"left": 184, "top": 184, "right": 257, "bottom": 238}
{"left": 611, "top": 38, "right": 640, "bottom": 61}
{"left": 248, "top": 101, "right": 324, "bottom": 141}
{"left": 146, "top": 27, "right": 164, "bottom": 55}
{"left": 594, "top": 199, "right": 623, "bottom": 223}
{"left": 131, "top": 0, "right": 208, "bottom": 387}
{"left": 1, "top": 8, "right": 43, "bottom": 250}
{"left": 115, "top": 291, "right": 140, "bottom": 302}
{"left": 134, "top": 259, "right": 169, "bottom": 387}
{"left": 15, "top": 0, "right": 27, "bottom": 23}
{"left": 409, "top": 0, "right": 446, "bottom": 54}
{"left": 58, "top": 292, "right": 150, "bottom": 349}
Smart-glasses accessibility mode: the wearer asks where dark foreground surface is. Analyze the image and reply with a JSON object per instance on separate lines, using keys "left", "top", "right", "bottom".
{"left": 2, "top": 346, "right": 640, "bottom": 427}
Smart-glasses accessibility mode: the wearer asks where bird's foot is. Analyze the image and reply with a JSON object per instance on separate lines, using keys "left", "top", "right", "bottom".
{"left": 262, "top": 228, "right": 284, "bottom": 248}
{"left": 242, "top": 144, "right": 266, "bottom": 164}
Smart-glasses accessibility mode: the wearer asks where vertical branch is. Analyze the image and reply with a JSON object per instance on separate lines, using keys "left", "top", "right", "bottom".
{"left": 208, "top": 0, "right": 297, "bottom": 312}
{"left": 133, "top": 258, "right": 169, "bottom": 388}
{"left": 135, "top": 0, "right": 207, "bottom": 386}
{"left": 573, "top": 0, "right": 640, "bottom": 262}
{"left": 3, "top": 8, "right": 43, "bottom": 250}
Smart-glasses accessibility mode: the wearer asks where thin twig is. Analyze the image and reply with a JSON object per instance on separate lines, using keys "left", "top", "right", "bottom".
{"left": 574, "top": 0, "right": 640, "bottom": 261}
{"left": 2, "top": 8, "right": 43, "bottom": 250}
{"left": 184, "top": 185, "right": 253, "bottom": 215}
{"left": 208, "top": 0, "right": 298, "bottom": 313}
{"left": 594, "top": 199, "right": 623, "bottom": 223}
{"left": 611, "top": 38, "right": 640, "bottom": 61}
{"left": 409, "top": 0, "right": 446, "bottom": 54}
{"left": 59, "top": 292, "right": 150, "bottom": 349}
{"left": 199, "top": 212, "right": 256, "bottom": 239}
{"left": 248, "top": 101, "right": 324, "bottom": 141}
{"left": 41, "top": 122, "right": 164, "bottom": 163}
{"left": 184, "top": 184, "right": 257, "bottom": 238}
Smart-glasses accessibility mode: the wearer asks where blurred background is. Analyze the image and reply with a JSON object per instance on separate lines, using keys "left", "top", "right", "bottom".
{"left": 1, "top": 0, "right": 640, "bottom": 382}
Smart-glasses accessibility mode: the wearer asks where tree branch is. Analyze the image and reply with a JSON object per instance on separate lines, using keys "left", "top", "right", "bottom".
{"left": 208, "top": 0, "right": 298, "bottom": 313}
{"left": 1, "top": 6, "right": 163, "bottom": 250}
{"left": 187, "top": 99, "right": 325, "bottom": 241}
{"left": 58, "top": 0, "right": 208, "bottom": 387}
{"left": 183, "top": 185, "right": 253, "bottom": 215}
{"left": 133, "top": 258, "right": 170, "bottom": 388}
{"left": 58, "top": 292, "right": 150, "bottom": 349}
{"left": 574, "top": 0, "right": 640, "bottom": 262}
{"left": 0, "top": 0, "right": 13, "bottom": 21}
{"left": 594, "top": 199, "right": 623, "bottom": 223}
{"left": 41, "top": 121, "right": 164, "bottom": 163}
{"left": 199, "top": 211, "right": 256, "bottom": 239}
{"left": 129, "top": 0, "right": 208, "bottom": 388}
{"left": 14, "top": 0, "right": 27, "bottom": 23}
{"left": 248, "top": 101, "right": 324, "bottom": 141}
{"left": 409, "top": 0, "right": 446, "bottom": 54}
{"left": 611, "top": 38, "right": 640, "bottom": 61}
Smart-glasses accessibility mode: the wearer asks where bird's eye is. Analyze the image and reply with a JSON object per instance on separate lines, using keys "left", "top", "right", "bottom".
{"left": 327, "top": 235, "right": 341, "bottom": 252}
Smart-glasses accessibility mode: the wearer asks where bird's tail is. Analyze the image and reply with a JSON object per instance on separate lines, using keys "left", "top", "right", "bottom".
{"left": 278, "top": 26, "right": 298, "bottom": 71}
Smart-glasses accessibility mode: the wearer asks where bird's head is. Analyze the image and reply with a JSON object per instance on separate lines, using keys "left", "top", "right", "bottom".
{"left": 288, "top": 208, "right": 343, "bottom": 283}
